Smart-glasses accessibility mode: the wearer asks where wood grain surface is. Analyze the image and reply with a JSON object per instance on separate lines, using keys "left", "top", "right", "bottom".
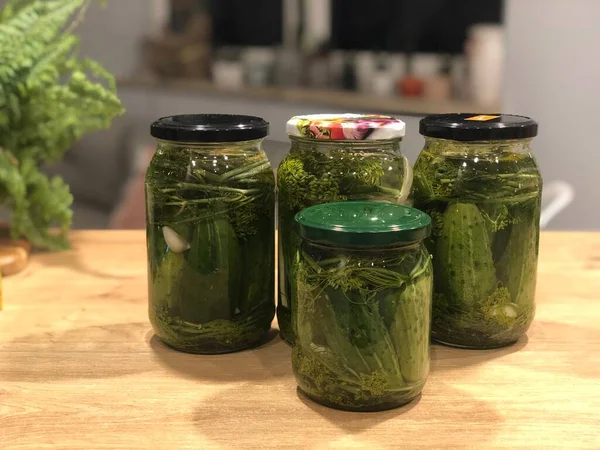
{"left": 1, "top": 231, "right": 599, "bottom": 449}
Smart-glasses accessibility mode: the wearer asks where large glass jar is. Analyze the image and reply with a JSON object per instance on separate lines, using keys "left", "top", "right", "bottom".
{"left": 292, "top": 201, "right": 433, "bottom": 412}
{"left": 277, "top": 114, "right": 411, "bottom": 344}
{"left": 146, "top": 114, "right": 275, "bottom": 354}
{"left": 412, "top": 114, "right": 542, "bottom": 349}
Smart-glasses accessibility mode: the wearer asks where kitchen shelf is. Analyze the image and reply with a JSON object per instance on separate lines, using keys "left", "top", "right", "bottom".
{"left": 118, "top": 77, "right": 499, "bottom": 116}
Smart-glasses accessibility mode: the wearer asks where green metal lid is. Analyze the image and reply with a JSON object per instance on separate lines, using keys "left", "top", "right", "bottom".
{"left": 294, "top": 201, "right": 431, "bottom": 248}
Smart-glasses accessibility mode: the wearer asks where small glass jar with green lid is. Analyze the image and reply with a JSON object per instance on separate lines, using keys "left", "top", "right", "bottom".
{"left": 146, "top": 114, "right": 275, "bottom": 354}
{"left": 292, "top": 201, "right": 433, "bottom": 412}
{"left": 412, "top": 113, "right": 542, "bottom": 349}
{"left": 278, "top": 114, "right": 412, "bottom": 344}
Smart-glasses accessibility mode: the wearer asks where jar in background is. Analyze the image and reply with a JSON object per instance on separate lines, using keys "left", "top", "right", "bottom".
{"left": 277, "top": 114, "right": 411, "bottom": 344}
{"left": 412, "top": 114, "right": 541, "bottom": 349}
{"left": 146, "top": 114, "right": 275, "bottom": 354}
{"left": 292, "top": 201, "right": 432, "bottom": 412}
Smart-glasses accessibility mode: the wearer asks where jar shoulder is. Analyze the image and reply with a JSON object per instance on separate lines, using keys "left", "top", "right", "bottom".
{"left": 276, "top": 147, "right": 406, "bottom": 187}
{"left": 300, "top": 241, "right": 431, "bottom": 274}
{"left": 413, "top": 148, "right": 542, "bottom": 202}
{"left": 147, "top": 147, "right": 274, "bottom": 185}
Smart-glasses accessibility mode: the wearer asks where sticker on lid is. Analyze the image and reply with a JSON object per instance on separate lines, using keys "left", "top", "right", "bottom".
{"left": 465, "top": 115, "right": 501, "bottom": 122}
{"left": 286, "top": 114, "right": 406, "bottom": 140}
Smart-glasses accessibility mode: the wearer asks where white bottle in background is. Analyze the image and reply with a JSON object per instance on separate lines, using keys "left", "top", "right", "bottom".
{"left": 466, "top": 24, "right": 505, "bottom": 108}
{"left": 148, "top": 0, "right": 170, "bottom": 38}
{"left": 451, "top": 55, "right": 467, "bottom": 100}
{"left": 371, "top": 69, "right": 395, "bottom": 96}
{"left": 412, "top": 53, "right": 443, "bottom": 78}
{"left": 388, "top": 53, "right": 407, "bottom": 82}
{"left": 354, "top": 51, "right": 376, "bottom": 93}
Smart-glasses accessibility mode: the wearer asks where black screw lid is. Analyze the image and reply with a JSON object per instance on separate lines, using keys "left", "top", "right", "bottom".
{"left": 419, "top": 113, "right": 538, "bottom": 141}
{"left": 150, "top": 114, "right": 269, "bottom": 143}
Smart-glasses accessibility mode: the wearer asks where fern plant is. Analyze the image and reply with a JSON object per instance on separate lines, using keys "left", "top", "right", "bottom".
{"left": 0, "top": 0, "right": 124, "bottom": 250}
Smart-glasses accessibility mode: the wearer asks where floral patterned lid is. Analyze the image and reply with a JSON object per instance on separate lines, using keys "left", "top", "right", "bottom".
{"left": 286, "top": 114, "right": 406, "bottom": 141}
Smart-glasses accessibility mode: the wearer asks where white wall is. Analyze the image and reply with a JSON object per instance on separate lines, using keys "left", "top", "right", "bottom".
{"left": 77, "top": 0, "right": 152, "bottom": 78}
{"left": 504, "top": 0, "right": 600, "bottom": 229}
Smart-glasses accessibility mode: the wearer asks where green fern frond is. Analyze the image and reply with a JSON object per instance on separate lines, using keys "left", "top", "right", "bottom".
{"left": 0, "top": 148, "right": 74, "bottom": 251}
{"left": 0, "top": 0, "right": 124, "bottom": 249}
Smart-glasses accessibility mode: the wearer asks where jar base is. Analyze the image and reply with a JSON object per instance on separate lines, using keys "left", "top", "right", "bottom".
{"left": 433, "top": 336, "right": 520, "bottom": 350}
{"left": 297, "top": 387, "right": 419, "bottom": 412}
{"left": 156, "top": 331, "right": 270, "bottom": 355}
{"left": 276, "top": 304, "right": 294, "bottom": 345}
{"left": 279, "top": 332, "right": 292, "bottom": 347}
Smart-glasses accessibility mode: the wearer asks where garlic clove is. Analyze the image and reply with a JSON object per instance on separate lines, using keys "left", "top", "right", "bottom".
{"left": 503, "top": 303, "right": 518, "bottom": 319}
{"left": 162, "top": 226, "right": 190, "bottom": 253}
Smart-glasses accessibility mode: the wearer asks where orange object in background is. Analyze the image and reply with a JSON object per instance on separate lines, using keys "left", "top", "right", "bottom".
{"left": 0, "top": 225, "right": 31, "bottom": 278}
{"left": 398, "top": 74, "right": 424, "bottom": 97}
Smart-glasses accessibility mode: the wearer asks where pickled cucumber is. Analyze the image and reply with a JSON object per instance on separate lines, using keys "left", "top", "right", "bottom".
{"left": 497, "top": 199, "right": 541, "bottom": 307}
{"left": 389, "top": 259, "right": 433, "bottom": 383}
{"left": 435, "top": 203, "right": 496, "bottom": 308}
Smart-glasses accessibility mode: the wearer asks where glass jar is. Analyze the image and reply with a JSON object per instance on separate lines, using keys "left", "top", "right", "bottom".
{"left": 292, "top": 201, "right": 433, "bottom": 412}
{"left": 412, "top": 114, "right": 542, "bottom": 349}
{"left": 146, "top": 114, "right": 275, "bottom": 354}
{"left": 277, "top": 114, "right": 411, "bottom": 344}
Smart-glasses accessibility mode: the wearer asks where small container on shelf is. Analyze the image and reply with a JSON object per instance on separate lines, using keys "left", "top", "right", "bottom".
{"left": 242, "top": 47, "right": 276, "bottom": 87}
{"left": 422, "top": 55, "right": 453, "bottom": 101}
{"left": 412, "top": 114, "right": 542, "bottom": 349}
{"left": 371, "top": 58, "right": 396, "bottom": 97}
{"left": 397, "top": 54, "right": 424, "bottom": 97}
{"left": 212, "top": 60, "right": 244, "bottom": 90}
{"left": 277, "top": 114, "right": 413, "bottom": 345}
{"left": 292, "top": 201, "right": 433, "bottom": 411}
{"left": 146, "top": 114, "right": 275, "bottom": 354}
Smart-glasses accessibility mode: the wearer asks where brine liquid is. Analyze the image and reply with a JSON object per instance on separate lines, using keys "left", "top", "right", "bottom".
{"left": 146, "top": 148, "right": 275, "bottom": 353}
{"left": 292, "top": 243, "right": 431, "bottom": 411}
{"left": 413, "top": 150, "right": 542, "bottom": 348}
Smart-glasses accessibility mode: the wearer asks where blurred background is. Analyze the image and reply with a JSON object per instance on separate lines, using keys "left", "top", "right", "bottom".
{"left": 56, "top": 0, "right": 598, "bottom": 230}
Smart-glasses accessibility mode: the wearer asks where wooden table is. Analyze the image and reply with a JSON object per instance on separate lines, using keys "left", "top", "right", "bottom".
{"left": 1, "top": 231, "right": 599, "bottom": 449}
